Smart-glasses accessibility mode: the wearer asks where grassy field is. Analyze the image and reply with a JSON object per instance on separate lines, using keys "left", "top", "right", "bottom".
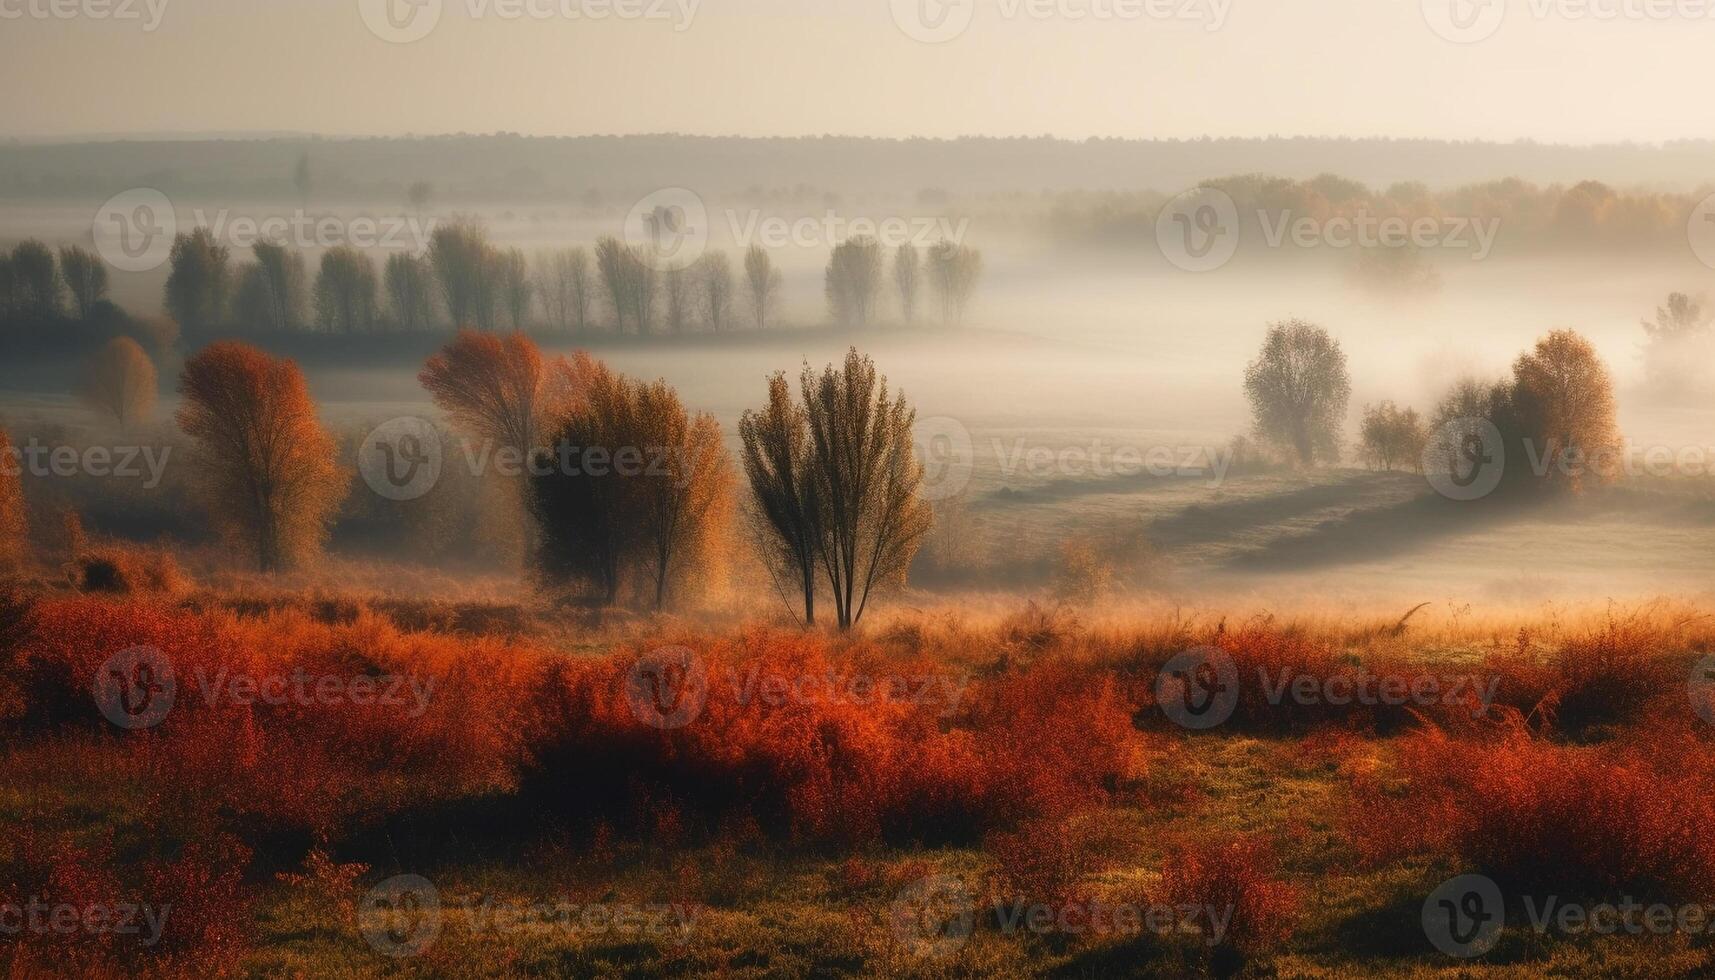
{"left": 5, "top": 583, "right": 1715, "bottom": 978}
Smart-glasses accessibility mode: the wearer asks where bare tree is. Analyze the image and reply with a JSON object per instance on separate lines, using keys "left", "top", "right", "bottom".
{"left": 535, "top": 248, "right": 589, "bottom": 334}
{"left": 81, "top": 337, "right": 157, "bottom": 429}
{"left": 801, "top": 349, "right": 932, "bottom": 629}
{"left": 925, "top": 240, "right": 981, "bottom": 326}
{"left": 58, "top": 245, "right": 108, "bottom": 321}
{"left": 177, "top": 342, "right": 347, "bottom": 572}
{"left": 1243, "top": 320, "right": 1352, "bottom": 467}
{"left": 893, "top": 244, "right": 920, "bottom": 325}
{"left": 698, "top": 250, "right": 733, "bottom": 332}
{"left": 825, "top": 237, "right": 883, "bottom": 328}
{"left": 744, "top": 243, "right": 781, "bottom": 330}
{"left": 595, "top": 235, "right": 641, "bottom": 334}
{"left": 314, "top": 246, "right": 379, "bottom": 333}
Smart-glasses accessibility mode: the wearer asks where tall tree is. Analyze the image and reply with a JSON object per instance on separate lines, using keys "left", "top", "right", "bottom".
{"left": 385, "top": 252, "right": 435, "bottom": 331}
{"left": 233, "top": 242, "right": 307, "bottom": 332}
{"left": 80, "top": 337, "right": 157, "bottom": 429}
{"left": 744, "top": 243, "right": 781, "bottom": 330}
{"left": 419, "top": 330, "right": 546, "bottom": 470}
{"left": 164, "top": 228, "right": 231, "bottom": 333}
{"left": 429, "top": 217, "right": 494, "bottom": 329}
{"left": 824, "top": 236, "right": 883, "bottom": 328}
{"left": 1243, "top": 320, "right": 1352, "bottom": 467}
{"left": 11, "top": 241, "right": 61, "bottom": 319}
{"left": 925, "top": 240, "right": 981, "bottom": 327}
{"left": 495, "top": 247, "right": 532, "bottom": 331}
{"left": 804, "top": 350, "right": 931, "bottom": 629}
{"left": 57, "top": 245, "right": 108, "bottom": 321}
{"left": 698, "top": 250, "right": 733, "bottom": 332}
{"left": 314, "top": 246, "right": 379, "bottom": 333}
{"left": 177, "top": 343, "right": 347, "bottom": 572}
{"left": 893, "top": 244, "right": 920, "bottom": 325}
{"left": 739, "top": 372, "right": 820, "bottom": 625}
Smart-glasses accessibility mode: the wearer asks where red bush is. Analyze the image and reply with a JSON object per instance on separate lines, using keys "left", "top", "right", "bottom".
{"left": 1347, "top": 727, "right": 1715, "bottom": 899}
{"left": 1155, "top": 834, "right": 1301, "bottom": 953}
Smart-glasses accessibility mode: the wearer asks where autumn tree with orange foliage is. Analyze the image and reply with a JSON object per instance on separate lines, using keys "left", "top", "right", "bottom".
{"left": 177, "top": 343, "right": 347, "bottom": 572}
{"left": 80, "top": 336, "right": 157, "bottom": 429}
{"left": 532, "top": 353, "right": 733, "bottom": 608}
{"left": 0, "top": 426, "right": 27, "bottom": 573}
{"left": 1510, "top": 328, "right": 1621, "bottom": 490}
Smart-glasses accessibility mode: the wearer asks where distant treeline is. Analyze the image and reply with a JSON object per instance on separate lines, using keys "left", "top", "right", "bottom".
{"left": 7, "top": 134, "right": 1715, "bottom": 202}
{"left": 0, "top": 219, "right": 983, "bottom": 354}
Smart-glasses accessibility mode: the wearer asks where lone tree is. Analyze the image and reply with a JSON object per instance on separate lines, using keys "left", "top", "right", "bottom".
{"left": 58, "top": 246, "right": 108, "bottom": 321}
{"left": 1511, "top": 328, "right": 1621, "bottom": 490}
{"left": 0, "top": 426, "right": 26, "bottom": 573}
{"left": 81, "top": 337, "right": 157, "bottom": 429}
{"left": 742, "top": 348, "right": 931, "bottom": 630}
{"left": 177, "top": 343, "right": 347, "bottom": 572}
{"left": 1358, "top": 401, "right": 1427, "bottom": 472}
{"left": 744, "top": 244, "right": 781, "bottom": 330}
{"left": 1640, "top": 292, "right": 1710, "bottom": 391}
{"left": 1243, "top": 320, "right": 1352, "bottom": 467}
{"left": 164, "top": 228, "right": 231, "bottom": 333}
{"left": 825, "top": 237, "right": 883, "bottom": 328}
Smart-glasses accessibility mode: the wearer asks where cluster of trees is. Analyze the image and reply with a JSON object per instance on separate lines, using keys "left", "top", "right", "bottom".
{"left": 154, "top": 218, "right": 980, "bottom": 338}
{"left": 1050, "top": 172, "right": 1710, "bottom": 254}
{"left": 827, "top": 238, "right": 982, "bottom": 329}
{"left": 1244, "top": 319, "right": 1621, "bottom": 493}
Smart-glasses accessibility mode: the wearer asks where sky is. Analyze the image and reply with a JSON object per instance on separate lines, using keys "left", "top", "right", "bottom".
{"left": 1, "top": 0, "right": 1712, "bottom": 143}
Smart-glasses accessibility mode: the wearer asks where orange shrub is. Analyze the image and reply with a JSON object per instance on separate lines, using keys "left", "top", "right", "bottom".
{"left": 1347, "top": 727, "right": 1715, "bottom": 899}
{"left": 525, "top": 630, "right": 1144, "bottom": 847}
{"left": 1155, "top": 833, "right": 1300, "bottom": 953}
